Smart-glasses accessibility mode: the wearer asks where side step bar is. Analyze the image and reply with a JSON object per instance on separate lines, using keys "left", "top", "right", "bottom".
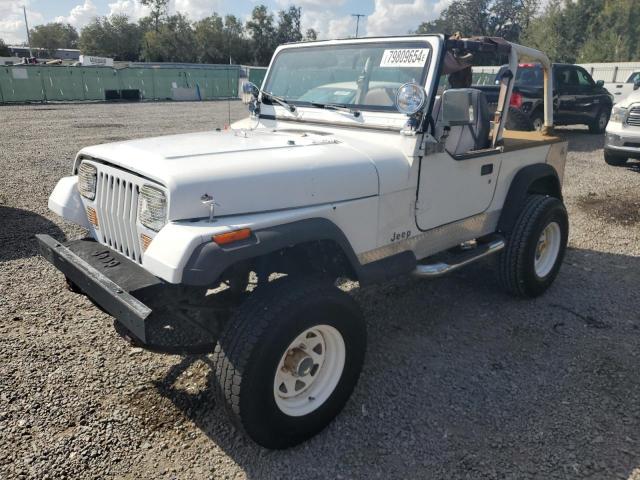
{"left": 412, "top": 238, "right": 505, "bottom": 278}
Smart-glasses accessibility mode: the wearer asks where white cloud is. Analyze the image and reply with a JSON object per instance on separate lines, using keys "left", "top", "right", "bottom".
{"left": 108, "top": 0, "right": 223, "bottom": 22}
{"left": 107, "top": 0, "right": 151, "bottom": 20}
{"left": 0, "top": 1, "right": 44, "bottom": 44}
{"left": 301, "top": 10, "right": 356, "bottom": 40}
{"left": 54, "top": 0, "right": 98, "bottom": 28}
{"left": 174, "top": 0, "right": 224, "bottom": 19}
{"left": 299, "top": 0, "right": 443, "bottom": 40}
{"left": 277, "top": 0, "right": 345, "bottom": 9}
{"left": 366, "top": 0, "right": 435, "bottom": 36}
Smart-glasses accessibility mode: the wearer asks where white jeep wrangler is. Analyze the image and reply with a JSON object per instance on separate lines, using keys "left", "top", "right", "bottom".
{"left": 38, "top": 35, "right": 568, "bottom": 449}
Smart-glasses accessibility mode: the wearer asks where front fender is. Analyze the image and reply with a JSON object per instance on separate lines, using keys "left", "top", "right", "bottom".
{"left": 48, "top": 176, "right": 91, "bottom": 229}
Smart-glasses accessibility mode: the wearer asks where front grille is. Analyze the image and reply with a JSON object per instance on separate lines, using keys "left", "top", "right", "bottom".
{"left": 94, "top": 170, "right": 142, "bottom": 263}
{"left": 627, "top": 106, "right": 640, "bottom": 126}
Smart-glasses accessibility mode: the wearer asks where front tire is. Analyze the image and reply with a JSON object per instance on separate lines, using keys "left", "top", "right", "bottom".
{"left": 604, "top": 150, "right": 628, "bottom": 166}
{"left": 499, "top": 194, "right": 568, "bottom": 297}
{"left": 212, "top": 276, "right": 366, "bottom": 449}
{"left": 589, "top": 109, "right": 609, "bottom": 134}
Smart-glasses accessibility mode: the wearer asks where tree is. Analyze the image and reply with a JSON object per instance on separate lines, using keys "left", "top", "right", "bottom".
{"left": 276, "top": 6, "right": 303, "bottom": 45}
{"left": 576, "top": 0, "right": 640, "bottom": 62}
{"left": 0, "top": 38, "right": 9, "bottom": 56}
{"left": 520, "top": 0, "right": 565, "bottom": 61}
{"left": 194, "top": 14, "right": 252, "bottom": 64}
{"left": 142, "top": 13, "right": 197, "bottom": 62}
{"left": 80, "top": 15, "right": 143, "bottom": 61}
{"left": 141, "top": 0, "right": 169, "bottom": 32}
{"left": 304, "top": 28, "right": 318, "bottom": 41}
{"left": 246, "top": 5, "right": 276, "bottom": 66}
{"left": 416, "top": 0, "right": 539, "bottom": 43}
{"left": 520, "top": 0, "right": 637, "bottom": 63}
{"left": 29, "top": 22, "right": 79, "bottom": 55}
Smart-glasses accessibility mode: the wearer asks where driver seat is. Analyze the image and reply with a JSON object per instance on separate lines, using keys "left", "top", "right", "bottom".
{"left": 433, "top": 88, "right": 491, "bottom": 157}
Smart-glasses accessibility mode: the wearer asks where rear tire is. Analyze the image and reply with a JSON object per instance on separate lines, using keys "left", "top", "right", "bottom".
{"left": 505, "top": 107, "right": 534, "bottom": 131}
{"left": 589, "top": 109, "right": 609, "bottom": 134}
{"left": 604, "top": 150, "right": 628, "bottom": 166}
{"left": 529, "top": 110, "right": 544, "bottom": 132}
{"left": 212, "top": 276, "right": 366, "bottom": 449}
{"left": 499, "top": 195, "right": 568, "bottom": 298}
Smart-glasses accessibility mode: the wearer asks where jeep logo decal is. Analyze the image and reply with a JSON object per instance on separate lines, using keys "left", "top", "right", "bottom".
{"left": 92, "top": 250, "right": 120, "bottom": 268}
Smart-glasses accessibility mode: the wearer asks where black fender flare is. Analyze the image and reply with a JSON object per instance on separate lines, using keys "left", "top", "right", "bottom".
{"left": 182, "top": 217, "right": 416, "bottom": 287}
{"left": 498, "top": 163, "right": 562, "bottom": 235}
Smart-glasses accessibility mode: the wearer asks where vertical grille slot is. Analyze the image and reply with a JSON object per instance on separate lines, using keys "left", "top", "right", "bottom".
{"left": 94, "top": 169, "right": 142, "bottom": 263}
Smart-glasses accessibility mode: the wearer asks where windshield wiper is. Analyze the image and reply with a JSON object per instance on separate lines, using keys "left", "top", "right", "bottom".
{"left": 310, "top": 102, "right": 361, "bottom": 118}
{"left": 261, "top": 91, "right": 296, "bottom": 113}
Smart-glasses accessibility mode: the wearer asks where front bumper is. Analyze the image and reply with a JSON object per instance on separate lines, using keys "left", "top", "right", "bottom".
{"left": 36, "top": 235, "right": 220, "bottom": 351}
{"left": 605, "top": 128, "right": 640, "bottom": 158}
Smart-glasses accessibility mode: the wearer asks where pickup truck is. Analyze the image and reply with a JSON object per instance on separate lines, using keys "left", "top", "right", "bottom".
{"left": 476, "top": 63, "right": 614, "bottom": 133}
{"left": 604, "top": 88, "right": 640, "bottom": 165}
{"left": 605, "top": 71, "right": 640, "bottom": 103}
{"left": 37, "top": 35, "right": 568, "bottom": 449}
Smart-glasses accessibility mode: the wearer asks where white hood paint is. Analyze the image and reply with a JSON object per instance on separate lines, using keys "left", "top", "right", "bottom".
{"left": 79, "top": 128, "right": 410, "bottom": 221}
{"left": 617, "top": 89, "right": 640, "bottom": 108}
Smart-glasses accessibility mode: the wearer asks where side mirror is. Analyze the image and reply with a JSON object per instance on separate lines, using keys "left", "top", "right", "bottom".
{"left": 634, "top": 78, "right": 640, "bottom": 91}
{"left": 596, "top": 80, "right": 605, "bottom": 88}
{"left": 243, "top": 81, "right": 260, "bottom": 98}
{"left": 441, "top": 89, "right": 474, "bottom": 126}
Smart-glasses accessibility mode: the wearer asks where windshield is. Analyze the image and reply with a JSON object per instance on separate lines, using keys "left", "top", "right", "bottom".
{"left": 263, "top": 41, "right": 431, "bottom": 112}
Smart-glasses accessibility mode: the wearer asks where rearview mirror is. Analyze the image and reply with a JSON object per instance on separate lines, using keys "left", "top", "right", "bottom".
{"left": 441, "top": 89, "right": 474, "bottom": 126}
{"left": 596, "top": 80, "right": 604, "bottom": 88}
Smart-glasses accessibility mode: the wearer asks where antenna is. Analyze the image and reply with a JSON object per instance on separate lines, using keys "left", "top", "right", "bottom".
{"left": 23, "top": 6, "right": 33, "bottom": 58}
{"left": 351, "top": 14, "right": 366, "bottom": 38}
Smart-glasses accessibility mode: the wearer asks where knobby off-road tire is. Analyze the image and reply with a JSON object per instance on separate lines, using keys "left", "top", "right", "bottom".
{"left": 604, "top": 150, "right": 628, "bottom": 166}
{"left": 499, "top": 194, "right": 568, "bottom": 298}
{"left": 505, "top": 107, "right": 534, "bottom": 132}
{"left": 211, "top": 276, "right": 366, "bottom": 449}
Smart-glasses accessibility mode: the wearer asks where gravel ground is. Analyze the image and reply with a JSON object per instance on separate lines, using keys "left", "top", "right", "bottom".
{"left": 1, "top": 101, "right": 640, "bottom": 480}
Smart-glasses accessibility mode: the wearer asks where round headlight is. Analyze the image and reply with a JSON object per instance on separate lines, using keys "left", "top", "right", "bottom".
{"left": 396, "top": 83, "right": 426, "bottom": 115}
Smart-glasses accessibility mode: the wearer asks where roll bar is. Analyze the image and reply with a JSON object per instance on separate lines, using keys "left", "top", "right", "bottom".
{"left": 444, "top": 37, "right": 554, "bottom": 141}
{"left": 508, "top": 42, "right": 553, "bottom": 131}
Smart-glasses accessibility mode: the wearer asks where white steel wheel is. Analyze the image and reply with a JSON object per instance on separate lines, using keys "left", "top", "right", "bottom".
{"left": 534, "top": 221, "right": 561, "bottom": 278}
{"left": 274, "top": 325, "right": 345, "bottom": 417}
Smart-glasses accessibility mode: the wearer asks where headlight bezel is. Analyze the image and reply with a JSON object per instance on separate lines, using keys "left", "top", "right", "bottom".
{"left": 138, "top": 184, "right": 168, "bottom": 232}
{"left": 77, "top": 162, "right": 97, "bottom": 200}
{"left": 610, "top": 106, "right": 627, "bottom": 123}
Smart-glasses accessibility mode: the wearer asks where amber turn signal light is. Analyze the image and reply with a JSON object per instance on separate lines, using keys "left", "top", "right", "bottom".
{"left": 140, "top": 234, "right": 153, "bottom": 251}
{"left": 213, "top": 228, "right": 251, "bottom": 246}
{"left": 86, "top": 207, "right": 99, "bottom": 229}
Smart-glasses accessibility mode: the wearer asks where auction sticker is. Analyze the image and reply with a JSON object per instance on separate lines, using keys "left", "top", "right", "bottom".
{"left": 380, "top": 49, "right": 429, "bottom": 68}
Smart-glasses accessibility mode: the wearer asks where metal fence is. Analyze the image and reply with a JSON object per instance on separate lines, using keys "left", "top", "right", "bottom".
{"left": 578, "top": 62, "right": 640, "bottom": 83}
{"left": 0, "top": 64, "right": 239, "bottom": 103}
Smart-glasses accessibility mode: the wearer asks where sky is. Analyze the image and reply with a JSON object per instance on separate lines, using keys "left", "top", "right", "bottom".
{"left": 0, "top": 0, "right": 452, "bottom": 45}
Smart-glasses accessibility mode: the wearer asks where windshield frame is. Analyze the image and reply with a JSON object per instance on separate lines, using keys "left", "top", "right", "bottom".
{"left": 260, "top": 36, "right": 441, "bottom": 117}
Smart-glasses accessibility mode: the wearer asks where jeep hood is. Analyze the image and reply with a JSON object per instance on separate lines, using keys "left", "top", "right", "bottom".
{"left": 79, "top": 129, "right": 380, "bottom": 220}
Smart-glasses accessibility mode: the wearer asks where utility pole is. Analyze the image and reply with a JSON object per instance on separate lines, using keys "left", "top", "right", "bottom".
{"left": 351, "top": 14, "right": 365, "bottom": 38}
{"left": 23, "top": 6, "right": 33, "bottom": 57}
